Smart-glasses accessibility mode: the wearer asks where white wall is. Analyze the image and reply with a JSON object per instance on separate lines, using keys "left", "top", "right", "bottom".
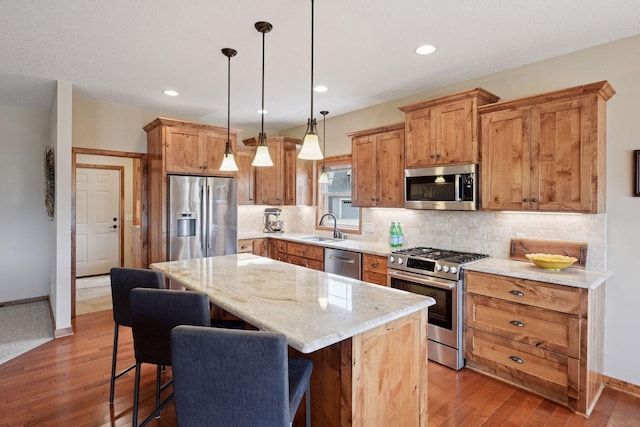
{"left": 279, "top": 33, "right": 640, "bottom": 386}
{"left": 50, "top": 81, "right": 73, "bottom": 335}
{"left": 0, "top": 106, "right": 52, "bottom": 302}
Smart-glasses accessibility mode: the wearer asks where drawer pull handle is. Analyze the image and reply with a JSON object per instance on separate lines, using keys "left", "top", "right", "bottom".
{"left": 510, "top": 320, "right": 525, "bottom": 328}
{"left": 509, "top": 356, "right": 524, "bottom": 364}
{"left": 371, "top": 263, "right": 379, "bottom": 268}
{"left": 509, "top": 290, "right": 525, "bottom": 297}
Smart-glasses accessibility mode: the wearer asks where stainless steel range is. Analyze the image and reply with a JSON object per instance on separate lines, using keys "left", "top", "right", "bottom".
{"left": 387, "top": 247, "right": 488, "bottom": 370}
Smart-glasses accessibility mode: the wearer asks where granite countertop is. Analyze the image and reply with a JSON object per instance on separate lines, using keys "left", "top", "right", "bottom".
{"left": 238, "top": 232, "right": 393, "bottom": 257}
{"left": 463, "top": 257, "right": 611, "bottom": 289}
{"left": 150, "top": 253, "right": 434, "bottom": 354}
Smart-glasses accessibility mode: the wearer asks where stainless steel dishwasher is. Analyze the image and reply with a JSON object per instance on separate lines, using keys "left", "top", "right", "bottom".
{"left": 324, "top": 248, "right": 361, "bottom": 279}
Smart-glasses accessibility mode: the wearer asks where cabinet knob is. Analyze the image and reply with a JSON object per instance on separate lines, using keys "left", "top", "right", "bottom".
{"left": 372, "top": 263, "right": 379, "bottom": 268}
{"left": 430, "top": 155, "right": 435, "bottom": 158}
{"left": 509, "top": 355, "right": 524, "bottom": 364}
{"left": 510, "top": 320, "right": 525, "bottom": 328}
{"left": 531, "top": 198, "right": 538, "bottom": 202}
{"left": 523, "top": 198, "right": 529, "bottom": 202}
{"left": 435, "top": 154, "right": 441, "bottom": 158}
{"left": 509, "top": 290, "right": 525, "bottom": 297}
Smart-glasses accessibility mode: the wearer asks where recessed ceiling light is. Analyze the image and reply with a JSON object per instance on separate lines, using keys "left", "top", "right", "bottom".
{"left": 415, "top": 44, "right": 436, "bottom": 55}
{"left": 163, "top": 89, "right": 179, "bottom": 96}
{"left": 314, "top": 85, "right": 328, "bottom": 93}
{"left": 257, "top": 109, "right": 268, "bottom": 114}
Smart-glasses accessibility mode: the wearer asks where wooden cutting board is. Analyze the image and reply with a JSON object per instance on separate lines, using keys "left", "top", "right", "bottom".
{"left": 509, "top": 238, "right": 587, "bottom": 268}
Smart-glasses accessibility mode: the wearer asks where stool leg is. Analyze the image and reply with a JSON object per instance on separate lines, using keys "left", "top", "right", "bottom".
{"left": 109, "top": 324, "right": 119, "bottom": 404}
{"left": 132, "top": 362, "right": 141, "bottom": 427}
{"left": 155, "top": 365, "right": 161, "bottom": 419}
{"left": 305, "top": 383, "right": 311, "bottom": 427}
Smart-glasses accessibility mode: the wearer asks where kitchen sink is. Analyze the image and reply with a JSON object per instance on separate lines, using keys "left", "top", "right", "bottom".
{"left": 299, "top": 236, "right": 340, "bottom": 242}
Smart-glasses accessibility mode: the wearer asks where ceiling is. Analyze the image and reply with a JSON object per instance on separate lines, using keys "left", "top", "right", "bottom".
{"left": 1, "top": 0, "right": 640, "bottom": 132}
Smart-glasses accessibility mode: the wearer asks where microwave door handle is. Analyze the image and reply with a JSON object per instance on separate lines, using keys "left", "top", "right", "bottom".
{"left": 456, "top": 175, "right": 462, "bottom": 201}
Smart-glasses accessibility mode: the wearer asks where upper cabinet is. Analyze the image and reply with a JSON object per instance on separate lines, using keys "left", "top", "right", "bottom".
{"left": 399, "top": 88, "right": 500, "bottom": 168}
{"left": 242, "top": 137, "right": 313, "bottom": 206}
{"left": 145, "top": 117, "right": 237, "bottom": 177}
{"left": 348, "top": 123, "right": 405, "bottom": 208}
{"left": 478, "top": 81, "right": 615, "bottom": 213}
{"left": 236, "top": 145, "right": 256, "bottom": 205}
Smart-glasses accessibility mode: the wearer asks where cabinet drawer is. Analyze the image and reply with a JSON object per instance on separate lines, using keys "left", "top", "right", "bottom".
{"left": 465, "top": 328, "right": 577, "bottom": 406}
{"left": 465, "top": 271, "right": 582, "bottom": 315}
{"left": 466, "top": 294, "right": 579, "bottom": 357}
{"left": 238, "top": 239, "right": 253, "bottom": 253}
{"left": 363, "top": 271, "right": 388, "bottom": 286}
{"left": 362, "top": 254, "right": 388, "bottom": 275}
{"left": 287, "top": 242, "right": 324, "bottom": 261}
{"left": 288, "top": 255, "right": 323, "bottom": 271}
{"left": 272, "top": 239, "right": 287, "bottom": 253}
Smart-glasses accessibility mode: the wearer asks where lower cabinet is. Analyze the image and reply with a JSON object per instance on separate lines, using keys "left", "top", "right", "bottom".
{"left": 464, "top": 270, "right": 605, "bottom": 417}
{"left": 237, "top": 238, "right": 267, "bottom": 257}
{"left": 285, "top": 242, "right": 324, "bottom": 271}
{"left": 362, "top": 254, "right": 388, "bottom": 286}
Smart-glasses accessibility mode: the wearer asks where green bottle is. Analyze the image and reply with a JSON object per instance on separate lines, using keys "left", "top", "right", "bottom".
{"left": 396, "top": 222, "right": 403, "bottom": 247}
{"left": 389, "top": 221, "right": 398, "bottom": 247}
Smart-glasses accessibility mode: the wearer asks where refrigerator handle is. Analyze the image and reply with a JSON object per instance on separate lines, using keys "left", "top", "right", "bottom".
{"left": 201, "top": 184, "right": 206, "bottom": 251}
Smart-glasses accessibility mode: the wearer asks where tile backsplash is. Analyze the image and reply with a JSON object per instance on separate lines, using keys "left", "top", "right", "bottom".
{"left": 239, "top": 206, "right": 606, "bottom": 270}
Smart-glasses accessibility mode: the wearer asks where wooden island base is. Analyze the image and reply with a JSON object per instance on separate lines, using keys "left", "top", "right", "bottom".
{"left": 291, "top": 310, "right": 428, "bottom": 427}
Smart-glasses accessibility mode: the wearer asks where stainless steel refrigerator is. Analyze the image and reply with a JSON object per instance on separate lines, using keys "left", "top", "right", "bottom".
{"left": 168, "top": 175, "right": 237, "bottom": 261}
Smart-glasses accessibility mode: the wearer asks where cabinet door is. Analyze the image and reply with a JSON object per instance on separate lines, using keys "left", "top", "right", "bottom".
{"left": 202, "top": 130, "right": 236, "bottom": 177}
{"left": 532, "top": 97, "right": 592, "bottom": 212}
{"left": 238, "top": 239, "right": 253, "bottom": 253}
{"left": 352, "top": 135, "right": 378, "bottom": 207}
{"left": 236, "top": 146, "right": 255, "bottom": 205}
{"left": 480, "top": 108, "right": 532, "bottom": 210}
{"left": 255, "top": 142, "right": 284, "bottom": 205}
{"left": 436, "top": 100, "right": 473, "bottom": 164}
{"left": 377, "top": 129, "right": 405, "bottom": 207}
{"left": 405, "top": 108, "right": 436, "bottom": 168}
{"left": 165, "top": 127, "right": 203, "bottom": 173}
{"left": 252, "top": 238, "right": 268, "bottom": 257}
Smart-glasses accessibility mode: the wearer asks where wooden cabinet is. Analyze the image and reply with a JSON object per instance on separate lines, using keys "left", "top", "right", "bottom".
{"left": 144, "top": 117, "right": 238, "bottom": 264}
{"left": 286, "top": 241, "right": 324, "bottom": 271}
{"left": 348, "top": 123, "right": 405, "bottom": 208}
{"left": 478, "top": 81, "right": 615, "bottom": 213}
{"left": 399, "top": 88, "right": 499, "bottom": 168}
{"left": 243, "top": 137, "right": 313, "bottom": 206}
{"left": 238, "top": 238, "right": 267, "bottom": 257}
{"left": 464, "top": 270, "right": 605, "bottom": 417}
{"left": 236, "top": 145, "right": 255, "bottom": 205}
{"left": 267, "top": 239, "right": 324, "bottom": 271}
{"left": 362, "top": 254, "right": 388, "bottom": 286}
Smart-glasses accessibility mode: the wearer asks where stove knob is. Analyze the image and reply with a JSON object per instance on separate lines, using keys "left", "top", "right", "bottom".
{"left": 450, "top": 266, "right": 458, "bottom": 274}
{"left": 435, "top": 264, "right": 442, "bottom": 272}
{"left": 397, "top": 258, "right": 404, "bottom": 265}
{"left": 389, "top": 256, "right": 395, "bottom": 264}
{"left": 442, "top": 265, "right": 450, "bottom": 273}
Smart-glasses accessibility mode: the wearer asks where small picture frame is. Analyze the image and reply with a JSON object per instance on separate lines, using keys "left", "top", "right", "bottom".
{"left": 635, "top": 150, "right": 640, "bottom": 197}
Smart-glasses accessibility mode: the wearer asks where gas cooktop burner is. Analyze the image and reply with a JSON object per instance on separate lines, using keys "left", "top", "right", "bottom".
{"left": 391, "top": 247, "right": 488, "bottom": 264}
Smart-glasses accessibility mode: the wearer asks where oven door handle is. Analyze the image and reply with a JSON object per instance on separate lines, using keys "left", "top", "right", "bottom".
{"left": 388, "top": 270, "right": 457, "bottom": 290}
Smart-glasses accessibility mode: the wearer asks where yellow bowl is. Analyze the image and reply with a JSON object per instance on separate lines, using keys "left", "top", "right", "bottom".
{"left": 525, "top": 253, "right": 577, "bottom": 271}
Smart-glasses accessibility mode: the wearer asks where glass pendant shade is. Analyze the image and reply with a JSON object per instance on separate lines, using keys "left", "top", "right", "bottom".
{"left": 318, "top": 168, "right": 329, "bottom": 184}
{"left": 299, "top": 119, "right": 323, "bottom": 160}
{"left": 252, "top": 134, "right": 273, "bottom": 167}
{"left": 220, "top": 143, "right": 239, "bottom": 171}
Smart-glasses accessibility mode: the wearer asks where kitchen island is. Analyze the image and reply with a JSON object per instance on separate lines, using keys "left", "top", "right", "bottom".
{"left": 151, "top": 253, "right": 434, "bottom": 426}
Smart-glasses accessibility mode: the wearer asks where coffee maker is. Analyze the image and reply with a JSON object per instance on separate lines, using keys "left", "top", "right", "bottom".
{"left": 263, "top": 208, "right": 284, "bottom": 233}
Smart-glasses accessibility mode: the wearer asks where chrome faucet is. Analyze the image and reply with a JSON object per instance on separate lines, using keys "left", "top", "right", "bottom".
{"left": 319, "top": 213, "right": 344, "bottom": 239}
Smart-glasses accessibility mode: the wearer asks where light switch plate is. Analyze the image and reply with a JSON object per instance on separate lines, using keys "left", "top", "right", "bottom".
{"left": 364, "top": 223, "right": 374, "bottom": 233}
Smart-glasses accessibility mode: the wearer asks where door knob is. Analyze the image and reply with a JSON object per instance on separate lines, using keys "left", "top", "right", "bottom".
{"left": 112, "top": 225, "right": 118, "bottom": 229}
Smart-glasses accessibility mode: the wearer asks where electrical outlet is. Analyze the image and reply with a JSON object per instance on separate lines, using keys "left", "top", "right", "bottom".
{"left": 364, "top": 223, "right": 374, "bottom": 233}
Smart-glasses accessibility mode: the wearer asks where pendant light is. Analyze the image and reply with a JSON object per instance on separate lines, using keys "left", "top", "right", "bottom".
{"left": 298, "top": 0, "right": 324, "bottom": 160}
{"left": 252, "top": 21, "right": 274, "bottom": 167}
{"left": 220, "top": 48, "right": 239, "bottom": 172}
{"left": 318, "top": 110, "right": 329, "bottom": 183}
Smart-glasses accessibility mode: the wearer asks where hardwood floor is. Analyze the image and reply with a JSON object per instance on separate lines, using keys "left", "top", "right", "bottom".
{"left": 1, "top": 309, "right": 638, "bottom": 427}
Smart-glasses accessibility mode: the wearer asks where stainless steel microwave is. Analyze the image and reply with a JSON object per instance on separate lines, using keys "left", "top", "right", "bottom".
{"left": 404, "top": 164, "right": 478, "bottom": 210}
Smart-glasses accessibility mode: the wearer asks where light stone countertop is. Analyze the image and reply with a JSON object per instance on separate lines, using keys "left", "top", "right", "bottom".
{"left": 150, "top": 253, "right": 434, "bottom": 354}
{"left": 238, "top": 232, "right": 393, "bottom": 257}
{"left": 463, "top": 257, "right": 611, "bottom": 289}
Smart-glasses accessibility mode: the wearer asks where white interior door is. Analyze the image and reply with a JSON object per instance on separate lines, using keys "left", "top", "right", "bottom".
{"left": 76, "top": 167, "right": 121, "bottom": 277}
